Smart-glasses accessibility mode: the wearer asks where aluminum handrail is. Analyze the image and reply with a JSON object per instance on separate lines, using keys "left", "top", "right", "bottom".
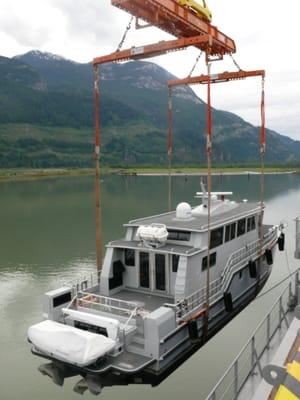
{"left": 63, "top": 270, "right": 102, "bottom": 295}
{"left": 78, "top": 291, "right": 138, "bottom": 309}
{"left": 220, "top": 229, "right": 278, "bottom": 293}
{"left": 221, "top": 228, "right": 277, "bottom": 280}
{"left": 78, "top": 298, "right": 134, "bottom": 315}
{"left": 169, "top": 228, "right": 278, "bottom": 321}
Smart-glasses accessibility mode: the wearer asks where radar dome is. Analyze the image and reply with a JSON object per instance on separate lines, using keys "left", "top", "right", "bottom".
{"left": 176, "top": 202, "right": 192, "bottom": 219}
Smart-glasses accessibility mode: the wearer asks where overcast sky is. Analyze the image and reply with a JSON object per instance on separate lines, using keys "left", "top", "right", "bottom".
{"left": 1, "top": 0, "right": 300, "bottom": 140}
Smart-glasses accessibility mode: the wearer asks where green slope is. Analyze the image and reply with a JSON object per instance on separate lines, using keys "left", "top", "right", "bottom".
{"left": 0, "top": 51, "right": 299, "bottom": 167}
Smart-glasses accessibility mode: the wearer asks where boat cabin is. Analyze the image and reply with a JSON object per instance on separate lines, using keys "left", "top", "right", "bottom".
{"left": 99, "top": 192, "right": 262, "bottom": 309}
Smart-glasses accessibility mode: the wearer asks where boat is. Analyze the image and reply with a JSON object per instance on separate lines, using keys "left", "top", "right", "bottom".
{"left": 28, "top": 185, "right": 283, "bottom": 395}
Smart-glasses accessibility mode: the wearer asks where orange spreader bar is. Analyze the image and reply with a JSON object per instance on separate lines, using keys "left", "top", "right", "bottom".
{"left": 168, "top": 69, "right": 265, "bottom": 87}
{"left": 111, "top": 0, "right": 236, "bottom": 57}
{"left": 93, "top": 34, "right": 210, "bottom": 65}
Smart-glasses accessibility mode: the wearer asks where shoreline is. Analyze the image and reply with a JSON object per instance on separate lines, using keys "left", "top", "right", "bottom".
{"left": 135, "top": 170, "right": 297, "bottom": 176}
{"left": 0, "top": 167, "right": 298, "bottom": 182}
{"left": 0, "top": 168, "right": 95, "bottom": 182}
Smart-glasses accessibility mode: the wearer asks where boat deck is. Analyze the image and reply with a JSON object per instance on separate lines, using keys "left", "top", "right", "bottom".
{"left": 88, "top": 349, "right": 155, "bottom": 374}
{"left": 111, "top": 289, "right": 174, "bottom": 312}
{"left": 126, "top": 202, "right": 260, "bottom": 232}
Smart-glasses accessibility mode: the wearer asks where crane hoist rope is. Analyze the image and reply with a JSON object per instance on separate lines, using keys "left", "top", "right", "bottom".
{"left": 229, "top": 53, "right": 243, "bottom": 71}
{"left": 188, "top": 50, "right": 203, "bottom": 77}
{"left": 116, "top": 15, "right": 134, "bottom": 52}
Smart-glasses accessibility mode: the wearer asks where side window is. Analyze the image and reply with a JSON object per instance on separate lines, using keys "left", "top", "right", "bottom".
{"left": 225, "top": 225, "right": 230, "bottom": 242}
{"left": 230, "top": 222, "right": 236, "bottom": 240}
{"left": 125, "top": 249, "right": 135, "bottom": 266}
{"left": 202, "top": 252, "right": 217, "bottom": 271}
{"left": 225, "top": 222, "right": 236, "bottom": 242}
{"left": 237, "top": 219, "right": 246, "bottom": 237}
{"left": 210, "top": 227, "right": 224, "bottom": 249}
{"left": 168, "top": 230, "right": 191, "bottom": 241}
{"left": 247, "top": 216, "right": 256, "bottom": 232}
{"left": 172, "top": 254, "right": 180, "bottom": 273}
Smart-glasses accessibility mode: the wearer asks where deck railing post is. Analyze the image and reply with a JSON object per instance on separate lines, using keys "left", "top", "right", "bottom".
{"left": 266, "top": 313, "right": 270, "bottom": 350}
{"left": 208, "top": 392, "right": 216, "bottom": 400}
{"left": 279, "top": 296, "right": 283, "bottom": 329}
{"left": 296, "top": 272, "right": 300, "bottom": 305}
{"left": 234, "top": 359, "right": 239, "bottom": 398}
{"left": 251, "top": 336, "right": 256, "bottom": 374}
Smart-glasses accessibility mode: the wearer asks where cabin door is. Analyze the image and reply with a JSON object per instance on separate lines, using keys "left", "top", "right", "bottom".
{"left": 139, "top": 252, "right": 168, "bottom": 293}
{"left": 139, "top": 252, "right": 150, "bottom": 289}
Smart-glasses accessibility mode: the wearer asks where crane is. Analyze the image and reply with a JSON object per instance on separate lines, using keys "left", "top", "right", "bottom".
{"left": 93, "top": 1, "right": 266, "bottom": 342}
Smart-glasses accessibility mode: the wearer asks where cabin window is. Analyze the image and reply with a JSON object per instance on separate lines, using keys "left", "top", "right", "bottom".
{"left": 53, "top": 292, "right": 71, "bottom": 308}
{"left": 125, "top": 249, "right": 135, "bottom": 266}
{"left": 139, "top": 252, "right": 150, "bottom": 288}
{"left": 237, "top": 219, "right": 246, "bottom": 237}
{"left": 202, "top": 252, "right": 217, "bottom": 271}
{"left": 210, "top": 227, "right": 224, "bottom": 249}
{"left": 172, "top": 254, "right": 180, "bottom": 273}
{"left": 231, "top": 222, "right": 237, "bottom": 240}
{"left": 155, "top": 254, "right": 166, "bottom": 291}
{"left": 247, "top": 216, "right": 256, "bottom": 232}
{"left": 168, "top": 230, "right": 191, "bottom": 241}
{"left": 225, "top": 222, "right": 236, "bottom": 242}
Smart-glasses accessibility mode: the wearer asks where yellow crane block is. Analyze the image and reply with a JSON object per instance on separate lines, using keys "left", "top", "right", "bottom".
{"left": 286, "top": 361, "right": 300, "bottom": 382}
{"left": 274, "top": 361, "right": 300, "bottom": 400}
{"left": 178, "top": 0, "right": 212, "bottom": 22}
{"left": 274, "top": 385, "right": 299, "bottom": 400}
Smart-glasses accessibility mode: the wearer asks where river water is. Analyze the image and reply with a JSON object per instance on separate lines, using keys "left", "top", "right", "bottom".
{"left": 0, "top": 173, "right": 299, "bottom": 400}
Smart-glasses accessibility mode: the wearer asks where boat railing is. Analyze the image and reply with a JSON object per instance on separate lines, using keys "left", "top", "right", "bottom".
{"left": 220, "top": 228, "right": 278, "bottom": 292}
{"left": 204, "top": 269, "right": 300, "bottom": 400}
{"left": 62, "top": 270, "right": 102, "bottom": 296}
{"left": 73, "top": 291, "right": 140, "bottom": 323}
{"left": 168, "top": 228, "right": 278, "bottom": 321}
{"left": 221, "top": 227, "right": 278, "bottom": 282}
{"left": 167, "top": 278, "right": 222, "bottom": 320}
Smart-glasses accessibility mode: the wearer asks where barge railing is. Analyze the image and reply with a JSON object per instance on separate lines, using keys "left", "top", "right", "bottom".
{"left": 204, "top": 269, "right": 300, "bottom": 400}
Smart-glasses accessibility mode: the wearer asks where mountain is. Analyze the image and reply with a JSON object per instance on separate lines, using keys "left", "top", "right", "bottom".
{"left": 0, "top": 50, "right": 299, "bottom": 167}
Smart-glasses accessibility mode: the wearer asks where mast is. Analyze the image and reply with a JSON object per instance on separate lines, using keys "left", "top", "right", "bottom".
{"left": 94, "top": 65, "right": 103, "bottom": 271}
{"left": 204, "top": 58, "right": 212, "bottom": 338}
{"left": 168, "top": 87, "right": 173, "bottom": 212}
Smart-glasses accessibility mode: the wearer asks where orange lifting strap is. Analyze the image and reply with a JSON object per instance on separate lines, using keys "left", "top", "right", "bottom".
{"left": 94, "top": 65, "right": 103, "bottom": 271}
{"left": 166, "top": 69, "right": 267, "bottom": 314}
{"left": 168, "top": 87, "right": 173, "bottom": 211}
{"left": 167, "top": 69, "right": 266, "bottom": 165}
